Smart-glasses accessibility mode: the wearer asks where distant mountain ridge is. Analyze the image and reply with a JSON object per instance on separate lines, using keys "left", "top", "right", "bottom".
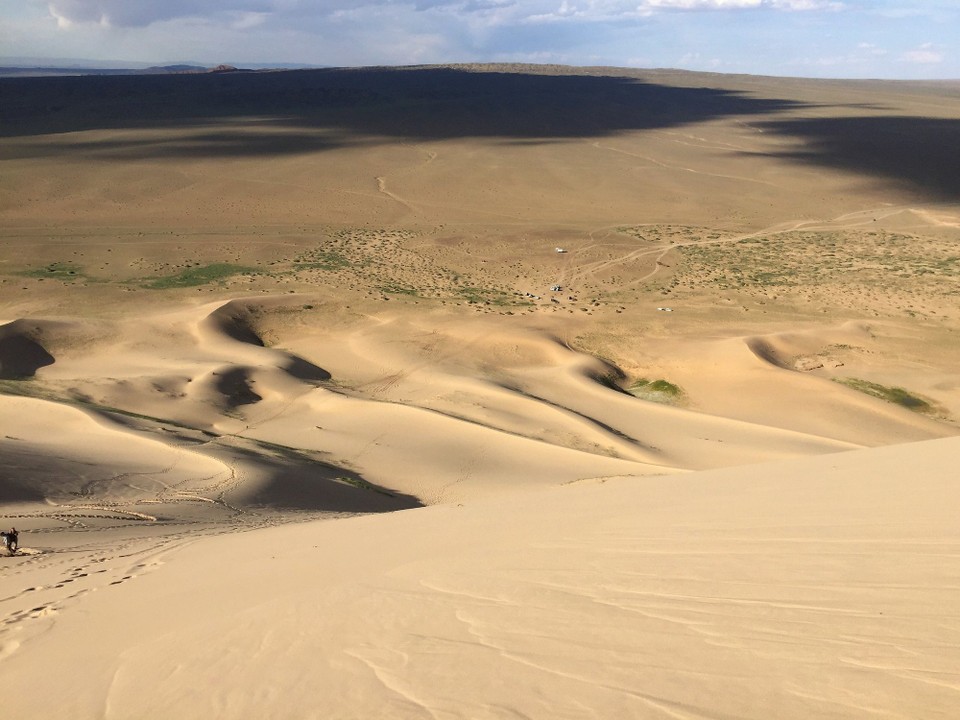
{"left": 147, "top": 64, "right": 210, "bottom": 74}
{"left": 0, "top": 57, "right": 321, "bottom": 78}
{"left": 0, "top": 63, "right": 241, "bottom": 78}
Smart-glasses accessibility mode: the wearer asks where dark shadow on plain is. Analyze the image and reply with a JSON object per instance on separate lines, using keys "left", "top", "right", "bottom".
{"left": 0, "top": 66, "right": 803, "bottom": 158}
{"left": 1, "top": 130, "right": 342, "bottom": 159}
{"left": 753, "top": 116, "right": 960, "bottom": 201}
{"left": 4, "top": 66, "right": 956, "bottom": 200}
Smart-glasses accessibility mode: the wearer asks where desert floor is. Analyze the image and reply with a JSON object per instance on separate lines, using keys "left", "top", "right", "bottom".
{"left": 1, "top": 65, "right": 958, "bottom": 718}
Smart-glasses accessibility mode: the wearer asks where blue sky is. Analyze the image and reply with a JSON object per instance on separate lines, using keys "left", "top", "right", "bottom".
{"left": 2, "top": 1, "right": 958, "bottom": 78}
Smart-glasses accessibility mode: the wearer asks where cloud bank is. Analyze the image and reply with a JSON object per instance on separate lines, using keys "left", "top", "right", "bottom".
{"left": 44, "top": 0, "right": 842, "bottom": 29}
{"left": 4, "top": 1, "right": 954, "bottom": 78}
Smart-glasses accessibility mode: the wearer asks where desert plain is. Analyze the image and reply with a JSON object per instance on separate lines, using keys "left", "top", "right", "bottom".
{"left": 0, "top": 64, "right": 959, "bottom": 718}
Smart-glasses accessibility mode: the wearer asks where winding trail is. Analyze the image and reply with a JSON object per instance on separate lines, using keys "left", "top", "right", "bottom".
{"left": 374, "top": 145, "right": 438, "bottom": 217}
{"left": 590, "top": 139, "right": 780, "bottom": 188}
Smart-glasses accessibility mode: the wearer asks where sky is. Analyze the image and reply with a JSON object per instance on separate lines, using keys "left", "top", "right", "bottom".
{"left": 1, "top": 1, "right": 958, "bottom": 79}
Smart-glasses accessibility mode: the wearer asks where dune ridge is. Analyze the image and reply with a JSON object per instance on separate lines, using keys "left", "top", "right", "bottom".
{"left": 5, "top": 296, "right": 950, "bottom": 516}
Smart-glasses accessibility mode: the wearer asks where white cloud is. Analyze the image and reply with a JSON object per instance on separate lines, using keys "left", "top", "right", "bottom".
{"left": 677, "top": 51, "right": 723, "bottom": 69}
{"left": 901, "top": 43, "right": 943, "bottom": 65}
{"left": 647, "top": 1, "right": 760, "bottom": 8}
{"left": 47, "top": 0, "right": 244, "bottom": 28}
{"left": 769, "top": 0, "right": 843, "bottom": 9}
{"left": 44, "top": 1, "right": 353, "bottom": 29}
{"left": 229, "top": 11, "right": 270, "bottom": 29}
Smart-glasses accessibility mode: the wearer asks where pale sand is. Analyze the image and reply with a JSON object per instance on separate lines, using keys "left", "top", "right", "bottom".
{"left": 1, "top": 438, "right": 958, "bottom": 718}
{"left": 1, "top": 65, "right": 959, "bottom": 716}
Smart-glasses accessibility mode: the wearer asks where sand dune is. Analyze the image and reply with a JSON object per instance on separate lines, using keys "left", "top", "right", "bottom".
{"left": 7, "top": 298, "right": 948, "bottom": 511}
{"left": 1, "top": 437, "right": 957, "bottom": 718}
{"left": 0, "top": 394, "right": 231, "bottom": 504}
{"left": 1, "top": 65, "right": 958, "bottom": 717}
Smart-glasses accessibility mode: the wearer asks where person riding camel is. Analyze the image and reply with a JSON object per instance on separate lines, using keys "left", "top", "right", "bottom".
{"left": 1, "top": 528, "right": 18, "bottom": 555}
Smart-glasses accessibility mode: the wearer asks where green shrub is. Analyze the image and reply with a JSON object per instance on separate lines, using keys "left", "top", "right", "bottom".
{"left": 629, "top": 378, "right": 683, "bottom": 403}
{"left": 836, "top": 378, "right": 933, "bottom": 413}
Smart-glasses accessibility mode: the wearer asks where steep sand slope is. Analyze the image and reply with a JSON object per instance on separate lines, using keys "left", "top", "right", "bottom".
{"left": 1, "top": 437, "right": 957, "bottom": 719}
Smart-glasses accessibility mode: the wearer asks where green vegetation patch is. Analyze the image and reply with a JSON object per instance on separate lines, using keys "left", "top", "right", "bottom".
{"left": 671, "top": 230, "right": 960, "bottom": 310}
{"left": 456, "top": 286, "right": 519, "bottom": 306}
{"left": 619, "top": 225, "right": 712, "bottom": 245}
{"left": 378, "top": 283, "right": 419, "bottom": 296}
{"left": 16, "top": 262, "right": 87, "bottom": 281}
{"left": 144, "top": 263, "right": 256, "bottom": 289}
{"left": 835, "top": 378, "right": 933, "bottom": 413}
{"left": 294, "top": 250, "right": 353, "bottom": 271}
{"left": 629, "top": 378, "right": 684, "bottom": 404}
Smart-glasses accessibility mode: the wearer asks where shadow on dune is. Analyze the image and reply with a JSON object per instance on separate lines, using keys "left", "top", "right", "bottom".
{"left": 0, "top": 421, "right": 421, "bottom": 514}
{"left": 744, "top": 337, "right": 790, "bottom": 369}
{"left": 282, "top": 355, "right": 331, "bottom": 382}
{"left": 214, "top": 367, "right": 262, "bottom": 408}
{"left": 221, "top": 440, "right": 423, "bottom": 513}
{"left": 0, "top": 472, "right": 46, "bottom": 504}
{"left": 200, "top": 301, "right": 333, "bottom": 387}
{"left": 0, "top": 321, "right": 55, "bottom": 379}
{"left": 232, "top": 465, "right": 423, "bottom": 514}
{"left": 754, "top": 116, "right": 960, "bottom": 201}
{"left": 202, "top": 303, "right": 266, "bottom": 346}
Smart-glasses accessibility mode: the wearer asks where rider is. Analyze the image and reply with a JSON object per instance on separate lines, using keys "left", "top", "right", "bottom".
{"left": 4, "top": 528, "right": 17, "bottom": 554}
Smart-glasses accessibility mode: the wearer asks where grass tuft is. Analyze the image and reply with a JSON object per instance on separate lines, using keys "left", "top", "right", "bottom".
{"left": 835, "top": 378, "right": 933, "bottom": 413}
{"left": 629, "top": 378, "right": 684, "bottom": 404}
{"left": 294, "top": 250, "right": 353, "bottom": 271}
{"left": 144, "top": 263, "right": 256, "bottom": 289}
